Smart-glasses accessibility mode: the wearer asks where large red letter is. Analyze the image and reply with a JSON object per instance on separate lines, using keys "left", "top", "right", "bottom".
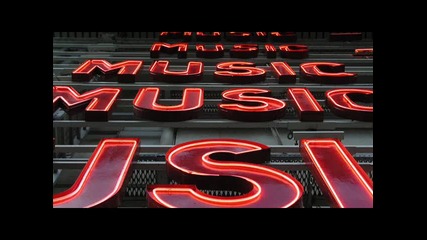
{"left": 230, "top": 44, "right": 259, "bottom": 58}
{"left": 53, "top": 138, "right": 140, "bottom": 208}
{"left": 219, "top": 88, "right": 286, "bottom": 121}
{"left": 326, "top": 89, "right": 373, "bottom": 121}
{"left": 300, "top": 62, "right": 357, "bottom": 84}
{"left": 270, "top": 62, "right": 296, "bottom": 83}
{"left": 300, "top": 139, "right": 373, "bottom": 208}
{"left": 149, "top": 60, "right": 204, "bottom": 82}
{"left": 279, "top": 44, "right": 309, "bottom": 59}
{"left": 53, "top": 86, "right": 121, "bottom": 121}
{"left": 288, "top": 88, "right": 324, "bottom": 122}
{"left": 72, "top": 59, "right": 143, "bottom": 83}
{"left": 133, "top": 87, "right": 204, "bottom": 121}
{"left": 150, "top": 42, "right": 188, "bottom": 58}
{"left": 214, "top": 61, "right": 266, "bottom": 83}
{"left": 147, "top": 139, "right": 303, "bottom": 208}
{"left": 159, "top": 32, "right": 192, "bottom": 42}
{"left": 196, "top": 32, "right": 221, "bottom": 42}
{"left": 196, "top": 44, "right": 224, "bottom": 58}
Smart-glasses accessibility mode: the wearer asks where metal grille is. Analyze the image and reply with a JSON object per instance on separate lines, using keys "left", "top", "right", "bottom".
{"left": 121, "top": 153, "right": 373, "bottom": 205}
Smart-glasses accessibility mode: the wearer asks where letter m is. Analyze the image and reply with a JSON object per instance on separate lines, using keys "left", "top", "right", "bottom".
{"left": 53, "top": 86, "right": 121, "bottom": 121}
{"left": 72, "top": 59, "right": 143, "bottom": 83}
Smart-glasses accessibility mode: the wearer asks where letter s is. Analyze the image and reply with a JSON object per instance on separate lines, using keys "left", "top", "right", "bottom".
{"left": 147, "top": 139, "right": 303, "bottom": 208}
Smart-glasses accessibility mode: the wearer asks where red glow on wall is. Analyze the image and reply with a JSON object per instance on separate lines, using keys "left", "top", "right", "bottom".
{"left": 147, "top": 139, "right": 303, "bottom": 208}
{"left": 196, "top": 44, "right": 224, "bottom": 58}
{"left": 196, "top": 32, "right": 221, "bottom": 42}
{"left": 53, "top": 86, "right": 121, "bottom": 121}
{"left": 53, "top": 138, "right": 140, "bottom": 208}
{"left": 265, "top": 44, "right": 277, "bottom": 58}
{"left": 325, "top": 89, "right": 373, "bottom": 121}
{"left": 270, "top": 62, "right": 296, "bottom": 83}
{"left": 230, "top": 44, "right": 259, "bottom": 58}
{"left": 214, "top": 61, "right": 266, "bottom": 83}
{"left": 150, "top": 42, "right": 188, "bottom": 58}
{"left": 300, "top": 62, "right": 357, "bottom": 84}
{"left": 219, "top": 88, "right": 286, "bottom": 121}
{"left": 133, "top": 87, "right": 204, "bottom": 121}
{"left": 159, "top": 32, "right": 192, "bottom": 41}
{"left": 226, "top": 32, "right": 251, "bottom": 42}
{"left": 279, "top": 44, "right": 309, "bottom": 59}
{"left": 149, "top": 60, "right": 204, "bottom": 82}
{"left": 288, "top": 88, "right": 324, "bottom": 122}
{"left": 72, "top": 59, "right": 143, "bottom": 83}
{"left": 270, "top": 32, "right": 297, "bottom": 42}
{"left": 300, "top": 139, "right": 373, "bottom": 208}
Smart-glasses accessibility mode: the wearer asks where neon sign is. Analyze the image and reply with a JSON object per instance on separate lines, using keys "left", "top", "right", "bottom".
{"left": 54, "top": 32, "right": 372, "bottom": 208}
{"left": 218, "top": 88, "right": 286, "bottom": 122}
{"left": 72, "top": 60, "right": 143, "bottom": 83}
{"left": 325, "top": 89, "right": 373, "bottom": 122}
{"left": 52, "top": 138, "right": 372, "bottom": 208}
{"left": 147, "top": 139, "right": 303, "bottom": 208}
{"left": 53, "top": 86, "right": 121, "bottom": 121}
{"left": 287, "top": 88, "right": 324, "bottom": 122}
{"left": 214, "top": 61, "right": 266, "bottom": 83}
{"left": 149, "top": 60, "right": 204, "bottom": 82}
{"left": 133, "top": 87, "right": 204, "bottom": 121}
{"left": 53, "top": 138, "right": 139, "bottom": 208}
{"left": 53, "top": 86, "right": 372, "bottom": 122}
{"left": 300, "top": 139, "right": 373, "bottom": 208}
{"left": 300, "top": 62, "right": 357, "bottom": 84}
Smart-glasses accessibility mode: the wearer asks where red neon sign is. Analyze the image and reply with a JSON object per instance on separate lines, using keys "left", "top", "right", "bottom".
{"left": 150, "top": 42, "right": 188, "bottom": 58}
{"left": 214, "top": 61, "right": 266, "bottom": 83}
{"left": 300, "top": 62, "right": 357, "bottom": 84}
{"left": 230, "top": 44, "right": 259, "bottom": 58}
{"left": 325, "top": 89, "right": 373, "bottom": 121}
{"left": 265, "top": 44, "right": 277, "bottom": 58}
{"left": 147, "top": 139, "right": 303, "bottom": 208}
{"left": 270, "top": 62, "right": 296, "bottom": 83}
{"left": 196, "top": 44, "right": 224, "bottom": 58}
{"left": 53, "top": 138, "right": 140, "bottom": 208}
{"left": 149, "top": 60, "right": 204, "bottom": 82}
{"left": 219, "top": 88, "right": 286, "bottom": 121}
{"left": 279, "top": 44, "right": 309, "bottom": 59}
{"left": 159, "top": 32, "right": 192, "bottom": 42}
{"left": 270, "top": 32, "right": 297, "bottom": 42}
{"left": 300, "top": 139, "right": 373, "bottom": 208}
{"left": 133, "top": 87, "right": 204, "bottom": 121}
{"left": 72, "top": 59, "right": 143, "bottom": 83}
{"left": 53, "top": 86, "right": 121, "bottom": 121}
{"left": 288, "top": 88, "right": 324, "bottom": 122}
{"left": 226, "top": 32, "right": 251, "bottom": 42}
{"left": 196, "top": 32, "right": 221, "bottom": 42}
